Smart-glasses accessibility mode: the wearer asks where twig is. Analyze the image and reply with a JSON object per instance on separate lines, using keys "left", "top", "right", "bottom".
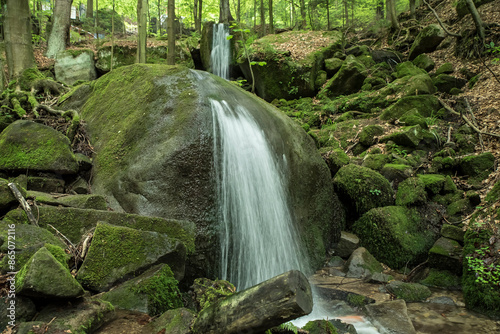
{"left": 47, "top": 224, "right": 80, "bottom": 258}
{"left": 422, "top": 0, "right": 461, "bottom": 38}
{"left": 465, "top": 98, "right": 484, "bottom": 151}
{"left": 7, "top": 183, "right": 38, "bottom": 226}
{"left": 404, "top": 260, "right": 428, "bottom": 282}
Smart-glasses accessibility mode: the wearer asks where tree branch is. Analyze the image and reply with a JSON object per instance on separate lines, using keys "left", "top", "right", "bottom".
{"left": 423, "top": 0, "right": 461, "bottom": 38}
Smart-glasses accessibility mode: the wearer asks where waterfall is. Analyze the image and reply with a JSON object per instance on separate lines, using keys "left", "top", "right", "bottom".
{"left": 211, "top": 99, "right": 306, "bottom": 290}
{"left": 211, "top": 23, "right": 231, "bottom": 80}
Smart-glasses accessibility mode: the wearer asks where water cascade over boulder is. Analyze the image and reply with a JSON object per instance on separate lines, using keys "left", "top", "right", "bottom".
{"left": 62, "top": 64, "right": 340, "bottom": 279}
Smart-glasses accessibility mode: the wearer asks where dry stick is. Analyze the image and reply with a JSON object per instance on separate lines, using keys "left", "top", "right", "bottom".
{"left": 465, "top": 98, "right": 485, "bottom": 151}
{"left": 422, "top": 0, "right": 461, "bottom": 38}
{"left": 438, "top": 98, "right": 500, "bottom": 138}
{"left": 47, "top": 224, "right": 80, "bottom": 259}
{"left": 7, "top": 183, "right": 38, "bottom": 226}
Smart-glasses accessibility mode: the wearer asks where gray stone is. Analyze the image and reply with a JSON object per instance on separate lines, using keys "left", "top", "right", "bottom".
{"left": 409, "top": 24, "right": 446, "bottom": 60}
{"left": 55, "top": 49, "right": 96, "bottom": 85}
{"left": 365, "top": 299, "right": 417, "bottom": 334}
{"left": 76, "top": 222, "right": 187, "bottom": 292}
{"left": 149, "top": 308, "right": 196, "bottom": 334}
{"left": 334, "top": 231, "right": 360, "bottom": 258}
{"left": 381, "top": 125, "right": 423, "bottom": 148}
{"left": 27, "top": 176, "right": 65, "bottom": 193}
{"left": 0, "top": 120, "right": 78, "bottom": 175}
{"left": 428, "top": 237, "right": 463, "bottom": 275}
{"left": 320, "top": 55, "right": 368, "bottom": 97}
{"left": 0, "top": 296, "right": 36, "bottom": 330}
{"left": 386, "top": 281, "right": 432, "bottom": 302}
{"left": 324, "top": 57, "right": 344, "bottom": 77}
{"left": 17, "top": 247, "right": 85, "bottom": 299}
{"left": 344, "top": 247, "right": 384, "bottom": 279}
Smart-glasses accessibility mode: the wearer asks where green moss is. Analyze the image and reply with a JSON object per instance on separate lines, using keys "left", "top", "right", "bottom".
{"left": 346, "top": 293, "right": 369, "bottom": 308}
{"left": 362, "top": 153, "right": 390, "bottom": 171}
{"left": 417, "top": 174, "right": 446, "bottom": 195}
{"left": 420, "top": 269, "right": 461, "bottom": 289}
{"left": 44, "top": 243, "right": 70, "bottom": 270}
{"left": 131, "top": 265, "right": 183, "bottom": 316}
{"left": 396, "top": 177, "right": 427, "bottom": 206}
{"left": 353, "top": 206, "right": 435, "bottom": 269}
{"left": 192, "top": 278, "right": 235, "bottom": 311}
{"left": 18, "top": 68, "right": 46, "bottom": 91}
{"left": 387, "top": 282, "right": 432, "bottom": 302}
{"left": 303, "top": 320, "right": 338, "bottom": 334}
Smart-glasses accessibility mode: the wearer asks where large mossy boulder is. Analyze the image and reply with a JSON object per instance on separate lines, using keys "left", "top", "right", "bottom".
{"left": 380, "top": 95, "right": 440, "bottom": 121}
{"left": 76, "top": 222, "right": 187, "bottom": 292}
{"left": 238, "top": 30, "right": 343, "bottom": 101}
{"left": 352, "top": 206, "right": 437, "bottom": 269}
{"left": 320, "top": 55, "right": 368, "bottom": 98}
{"left": 333, "top": 164, "right": 394, "bottom": 223}
{"left": 16, "top": 247, "right": 84, "bottom": 299}
{"left": 0, "top": 120, "right": 79, "bottom": 175}
{"left": 61, "top": 64, "right": 339, "bottom": 278}
{"left": 408, "top": 24, "right": 446, "bottom": 60}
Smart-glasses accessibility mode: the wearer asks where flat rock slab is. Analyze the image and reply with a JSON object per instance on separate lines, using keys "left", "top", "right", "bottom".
{"left": 365, "top": 299, "right": 416, "bottom": 334}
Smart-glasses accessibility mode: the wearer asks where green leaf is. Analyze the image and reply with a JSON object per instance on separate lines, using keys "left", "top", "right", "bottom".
{"left": 226, "top": 35, "right": 233, "bottom": 40}
{"left": 258, "top": 61, "right": 267, "bottom": 66}
{"left": 250, "top": 61, "right": 257, "bottom": 66}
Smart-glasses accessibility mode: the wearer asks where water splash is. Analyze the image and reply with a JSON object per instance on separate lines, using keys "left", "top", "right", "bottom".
{"left": 211, "top": 98, "right": 305, "bottom": 290}
{"left": 211, "top": 23, "right": 231, "bottom": 80}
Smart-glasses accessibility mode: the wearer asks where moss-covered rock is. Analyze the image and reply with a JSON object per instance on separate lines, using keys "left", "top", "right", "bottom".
{"left": 386, "top": 281, "right": 432, "bottom": 302}
{"left": 435, "top": 62, "right": 454, "bottom": 75}
{"left": 380, "top": 163, "right": 413, "bottom": 184}
{"left": 4, "top": 206, "right": 195, "bottom": 254}
{"left": 76, "top": 222, "right": 187, "bottom": 292}
{"left": 428, "top": 237, "right": 463, "bottom": 275}
{"left": 394, "top": 61, "right": 427, "bottom": 78}
{"left": 399, "top": 108, "right": 428, "bottom": 129}
{"left": 433, "top": 74, "right": 467, "bottom": 94}
{"left": 441, "top": 224, "right": 465, "bottom": 242}
{"left": 333, "top": 164, "right": 394, "bottom": 223}
{"left": 303, "top": 319, "right": 338, "bottom": 334}
{"left": 148, "top": 307, "right": 195, "bottom": 334}
{"left": 238, "top": 30, "right": 343, "bottom": 101}
{"left": 458, "top": 152, "right": 495, "bottom": 181}
{"left": 420, "top": 268, "right": 461, "bottom": 289}
{"left": 396, "top": 177, "right": 427, "bottom": 206}
{"left": 412, "top": 54, "right": 435, "bottom": 72}
{"left": 0, "top": 120, "right": 78, "bottom": 175}
{"left": 16, "top": 247, "right": 84, "bottom": 298}
{"left": 324, "top": 57, "right": 344, "bottom": 77}
{"left": 462, "top": 229, "right": 500, "bottom": 318}
{"left": 343, "top": 246, "right": 384, "bottom": 279}
{"left": 359, "top": 125, "right": 384, "bottom": 147}
{"left": 0, "top": 178, "right": 21, "bottom": 212}
{"left": 352, "top": 206, "right": 436, "bottom": 269}
{"left": 361, "top": 153, "right": 391, "bottom": 171}
{"left": 381, "top": 125, "right": 423, "bottom": 148}
{"left": 408, "top": 24, "right": 446, "bottom": 60}
{"left": 380, "top": 95, "right": 440, "bottom": 121}
{"left": 63, "top": 64, "right": 339, "bottom": 278}
{"left": 100, "top": 264, "right": 183, "bottom": 316}
{"left": 417, "top": 174, "right": 446, "bottom": 195}
{"left": 28, "top": 191, "right": 108, "bottom": 210}
{"left": 319, "top": 147, "right": 350, "bottom": 176}
{"left": 320, "top": 55, "right": 368, "bottom": 98}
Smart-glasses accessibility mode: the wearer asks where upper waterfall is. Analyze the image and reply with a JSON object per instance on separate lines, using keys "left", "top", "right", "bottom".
{"left": 211, "top": 23, "right": 231, "bottom": 80}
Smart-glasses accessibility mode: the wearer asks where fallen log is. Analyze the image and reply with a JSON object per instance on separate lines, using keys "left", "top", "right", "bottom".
{"left": 192, "top": 270, "right": 313, "bottom": 334}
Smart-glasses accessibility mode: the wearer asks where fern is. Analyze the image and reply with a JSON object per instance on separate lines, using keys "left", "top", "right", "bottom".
{"left": 265, "top": 322, "right": 299, "bottom": 334}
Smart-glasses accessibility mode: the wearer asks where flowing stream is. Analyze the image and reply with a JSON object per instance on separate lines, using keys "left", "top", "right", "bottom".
{"left": 209, "top": 29, "right": 379, "bottom": 334}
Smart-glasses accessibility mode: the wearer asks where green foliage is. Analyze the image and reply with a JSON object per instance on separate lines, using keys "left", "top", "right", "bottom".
{"left": 369, "top": 189, "right": 382, "bottom": 196}
{"left": 486, "top": 42, "right": 500, "bottom": 63}
{"left": 466, "top": 246, "right": 500, "bottom": 287}
{"left": 132, "top": 265, "right": 183, "bottom": 316}
{"left": 303, "top": 320, "right": 338, "bottom": 334}
{"left": 265, "top": 322, "right": 299, "bottom": 334}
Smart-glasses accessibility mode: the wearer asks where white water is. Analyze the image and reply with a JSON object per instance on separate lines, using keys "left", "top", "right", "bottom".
{"left": 211, "top": 99, "right": 305, "bottom": 290}
{"left": 211, "top": 23, "right": 231, "bottom": 80}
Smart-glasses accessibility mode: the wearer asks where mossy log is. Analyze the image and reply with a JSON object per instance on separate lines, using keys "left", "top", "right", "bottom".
{"left": 191, "top": 270, "right": 313, "bottom": 334}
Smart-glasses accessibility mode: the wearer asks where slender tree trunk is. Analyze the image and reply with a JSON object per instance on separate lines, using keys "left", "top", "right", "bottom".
{"left": 194, "top": 0, "right": 198, "bottom": 31}
{"left": 137, "top": 0, "right": 148, "bottom": 63}
{"left": 326, "top": 0, "right": 330, "bottom": 30}
{"left": 198, "top": 0, "right": 202, "bottom": 32}
{"left": 158, "top": 0, "right": 162, "bottom": 35}
{"left": 237, "top": 0, "right": 240, "bottom": 23}
{"left": 387, "top": 0, "right": 399, "bottom": 29}
{"left": 167, "top": 0, "right": 175, "bottom": 65}
{"left": 268, "top": 0, "right": 273, "bottom": 33}
{"left": 254, "top": 0, "right": 256, "bottom": 27}
{"left": 86, "top": 0, "right": 93, "bottom": 18}
{"left": 409, "top": 0, "right": 416, "bottom": 20}
{"left": 220, "top": 0, "right": 232, "bottom": 24}
{"left": 95, "top": 0, "right": 99, "bottom": 42}
{"left": 46, "top": 0, "right": 73, "bottom": 58}
{"left": 299, "top": 0, "right": 306, "bottom": 29}
{"left": 260, "top": 0, "right": 265, "bottom": 35}
{"left": 343, "top": 0, "right": 348, "bottom": 27}
{"left": 464, "top": 0, "right": 485, "bottom": 43}
{"left": 110, "top": 0, "right": 114, "bottom": 71}
{"left": 4, "top": 0, "right": 35, "bottom": 79}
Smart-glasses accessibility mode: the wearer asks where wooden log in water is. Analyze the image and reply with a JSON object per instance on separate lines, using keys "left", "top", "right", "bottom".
{"left": 192, "top": 270, "right": 313, "bottom": 334}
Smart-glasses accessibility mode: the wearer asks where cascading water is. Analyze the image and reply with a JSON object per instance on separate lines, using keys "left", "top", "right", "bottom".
{"left": 211, "top": 99, "right": 305, "bottom": 290}
{"left": 211, "top": 23, "right": 231, "bottom": 80}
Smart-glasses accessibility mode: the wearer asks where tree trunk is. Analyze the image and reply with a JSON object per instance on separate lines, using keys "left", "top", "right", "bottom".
{"left": 268, "top": 0, "right": 273, "bottom": 33}
{"left": 194, "top": 0, "right": 198, "bottom": 31}
{"left": 387, "top": 0, "right": 399, "bottom": 30}
{"left": 409, "top": 0, "right": 416, "bottom": 20}
{"left": 220, "top": 0, "right": 232, "bottom": 24}
{"left": 343, "top": 0, "right": 348, "bottom": 27}
{"left": 4, "top": 0, "right": 35, "bottom": 79}
{"left": 198, "top": 0, "right": 202, "bottom": 32}
{"left": 464, "top": 0, "right": 485, "bottom": 43}
{"left": 167, "top": 0, "right": 175, "bottom": 65}
{"left": 260, "top": 0, "right": 266, "bottom": 35}
{"left": 299, "top": 0, "right": 306, "bottom": 29}
{"left": 137, "top": 0, "right": 148, "bottom": 63}
{"left": 326, "top": 0, "right": 330, "bottom": 30}
{"left": 45, "top": 0, "right": 73, "bottom": 59}
{"left": 192, "top": 270, "right": 313, "bottom": 334}
{"left": 157, "top": 0, "right": 162, "bottom": 35}
{"left": 237, "top": 0, "right": 241, "bottom": 23}
{"left": 86, "top": 0, "right": 93, "bottom": 18}
{"left": 110, "top": 0, "right": 114, "bottom": 71}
